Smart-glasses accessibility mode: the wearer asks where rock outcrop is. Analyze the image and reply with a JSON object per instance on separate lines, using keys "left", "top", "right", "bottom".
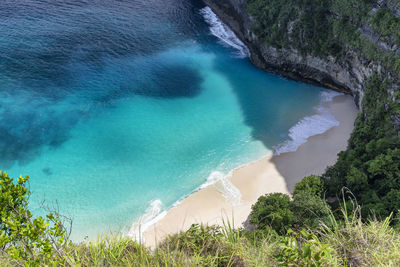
{"left": 202, "top": 0, "right": 393, "bottom": 107}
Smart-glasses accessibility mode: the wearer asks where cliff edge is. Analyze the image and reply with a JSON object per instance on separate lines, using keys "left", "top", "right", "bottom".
{"left": 203, "top": 0, "right": 400, "bottom": 220}
{"left": 203, "top": 0, "right": 400, "bottom": 108}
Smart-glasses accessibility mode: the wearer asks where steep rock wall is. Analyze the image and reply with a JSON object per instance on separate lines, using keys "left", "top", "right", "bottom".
{"left": 202, "top": 0, "right": 385, "bottom": 107}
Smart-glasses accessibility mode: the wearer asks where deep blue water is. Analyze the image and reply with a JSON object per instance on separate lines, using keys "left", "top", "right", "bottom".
{"left": 0, "top": 0, "right": 331, "bottom": 239}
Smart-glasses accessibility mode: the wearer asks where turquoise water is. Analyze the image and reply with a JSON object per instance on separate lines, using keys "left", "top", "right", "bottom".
{"left": 0, "top": 1, "right": 329, "bottom": 239}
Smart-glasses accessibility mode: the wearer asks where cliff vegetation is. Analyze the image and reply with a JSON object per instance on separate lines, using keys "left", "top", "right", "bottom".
{"left": 246, "top": 0, "right": 400, "bottom": 225}
{"left": 1, "top": 171, "right": 400, "bottom": 266}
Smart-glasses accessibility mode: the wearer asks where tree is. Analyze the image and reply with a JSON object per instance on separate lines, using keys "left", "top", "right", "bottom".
{"left": 292, "top": 176, "right": 331, "bottom": 229}
{"left": 0, "top": 171, "right": 70, "bottom": 266}
{"left": 250, "top": 193, "right": 294, "bottom": 234}
{"left": 293, "top": 176, "right": 324, "bottom": 198}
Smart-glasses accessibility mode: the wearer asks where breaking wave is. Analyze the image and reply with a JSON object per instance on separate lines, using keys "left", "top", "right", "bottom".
{"left": 128, "top": 199, "right": 167, "bottom": 243}
{"left": 200, "top": 7, "right": 250, "bottom": 58}
{"left": 274, "top": 91, "right": 343, "bottom": 155}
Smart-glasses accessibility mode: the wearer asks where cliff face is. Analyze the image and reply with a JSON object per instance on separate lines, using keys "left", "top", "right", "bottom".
{"left": 203, "top": 0, "right": 397, "bottom": 107}
{"left": 203, "top": 0, "right": 400, "bottom": 220}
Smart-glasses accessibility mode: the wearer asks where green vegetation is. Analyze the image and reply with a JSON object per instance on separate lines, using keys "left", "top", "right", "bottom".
{"left": 1, "top": 0, "right": 399, "bottom": 265}
{"left": 249, "top": 176, "right": 331, "bottom": 233}
{"left": 2, "top": 169, "right": 397, "bottom": 266}
{"left": 247, "top": 0, "right": 400, "bottom": 78}
{"left": 0, "top": 171, "right": 70, "bottom": 266}
{"left": 250, "top": 193, "right": 294, "bottom": 233}
{"left": 1, "top": 171, "right": 400, "bottom": 266}
{"left": 246, "top": 0, "right": 372, "bottom": 57}
{"left": 370, "top": 8, "right": 400, "bottom": 45}
{"left": 324, "top": 75, "right": 400, "bottom": 219}
{"left": 246, "top": 0, "right": 400, "bottom": 228}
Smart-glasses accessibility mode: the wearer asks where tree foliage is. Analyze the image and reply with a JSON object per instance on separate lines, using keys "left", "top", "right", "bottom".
{"left": 370, "top": 8, "right": 400, "bottom": 45}
{"left": 324, "top": 75, "right": 400, "bottom": 218}
{"left": 0, "top": 171, "right": 70, "bottom": 266}
{"left": 247, "top": 0, "right": 400, "bottom": 80}
{"left": 250, "top": 193, "right": 295, "bottom": 234}
{"left": 247, "top": 0, "right": 400, "bottom": 230}
{"left": 250, "top": 176, "right": 332, "bottom": 233}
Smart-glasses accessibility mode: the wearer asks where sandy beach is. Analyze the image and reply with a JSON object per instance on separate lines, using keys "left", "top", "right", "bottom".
{"left": 142, "top": 94, "right": 358, "bottom": 247}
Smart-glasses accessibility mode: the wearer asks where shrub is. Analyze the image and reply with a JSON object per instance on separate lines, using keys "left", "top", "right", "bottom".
{"left": 0, "top": 171, "right": 70, "bottom": 266}
{"left": 250, "top": 193, "right": 294, "bottom": 233}
{"left": 159, "top": 224, "right": 245, "bottom": 266}
{"left": 292, "top": 192, "right": 332, "bottom": 230}
{"left": 275, "top": 229, "right": 336, "bottom": 266}
{"left": 293, "top": 175, "right": 325, "bottom": 198}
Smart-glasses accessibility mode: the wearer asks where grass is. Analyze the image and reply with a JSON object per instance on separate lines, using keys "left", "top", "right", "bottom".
{"left": 320, "top": 204, "right": 400, "bottom": 266}
{"left": 3, "top": 208, "right": 399, "bottom": 266}
{"left": 66, "top": 207, "right": 400, "bottom": 266}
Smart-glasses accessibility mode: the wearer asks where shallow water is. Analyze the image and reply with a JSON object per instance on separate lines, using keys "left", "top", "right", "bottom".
{"left": 0, "top": 1, "right": 335, "bottom": 239}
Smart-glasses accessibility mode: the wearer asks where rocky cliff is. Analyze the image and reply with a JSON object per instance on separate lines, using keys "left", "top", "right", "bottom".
{"left": 203, "top": 0, "right": 400, "bottom": 108}
{"left": 203, "top": 0, "right": 400, "bottom": 220}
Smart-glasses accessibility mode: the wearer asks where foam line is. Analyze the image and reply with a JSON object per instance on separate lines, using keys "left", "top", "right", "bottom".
{"left": 200, "top": 7, "right": 250, "bottom": 58}
{"left": 128, "top": 170, "right": 243, "bottom": 242}
{"left": 128, "top": 199, "right": 166, "bottom": 243}
{"left": 274, "top": 91, "right": 343, "bottom": 155}
{"left": 203, "top": 171, "right": 242, "bottom": 206}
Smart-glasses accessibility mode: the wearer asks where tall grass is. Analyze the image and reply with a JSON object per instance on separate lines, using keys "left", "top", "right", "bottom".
{"left": 320, "top": 203, "right": 400, "bottom": 266}
{"left": 2, "top": 206, "right": 400, "bottom": 266}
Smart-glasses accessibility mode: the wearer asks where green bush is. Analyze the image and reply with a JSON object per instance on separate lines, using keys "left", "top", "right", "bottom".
{"left": 293, "top": 175, "right": 325, "bottom": 198}
{"left": 324, "top": 75, "right": 400, "bottom": 219}
{"left": 292, "top": 193, "right": 332, "bottom": 230}
{"left": 275, "top": 229, "right": 336, "bottom": 266}
{"left": 250, "top": 193, "right": 294, "bottom": 234}
{"left": 250, "top": 176, "right": 331, "bottom": 233}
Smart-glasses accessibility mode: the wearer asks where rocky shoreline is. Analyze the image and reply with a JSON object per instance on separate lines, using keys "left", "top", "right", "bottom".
{"left": 202, "top": 0, "right": 386, "bottom": 108}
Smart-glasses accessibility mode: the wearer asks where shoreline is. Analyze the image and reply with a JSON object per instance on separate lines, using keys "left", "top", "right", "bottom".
{"left": 141, "top": 94, "right": 358, "bottom": 247}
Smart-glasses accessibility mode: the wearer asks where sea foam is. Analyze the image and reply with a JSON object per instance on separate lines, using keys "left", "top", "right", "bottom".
{"left": 128, "top": 199, "right": 166, "bottom": 243}
{"left": 128, "top": 170, "right": 242, "bottom": 242}
{"left": 202, "top": 171, "right": 242, "bottom": 206}
{"left": 274, "top": 90, "right": 343, "bottom": 155}
{"left": 200, "top": 7, "right": 250, "bottom": 58}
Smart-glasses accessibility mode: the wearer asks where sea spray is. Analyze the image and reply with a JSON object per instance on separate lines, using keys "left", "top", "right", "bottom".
{"left": 128, "top": 199, "right": 167, "bottom": 243}
{"left": 200, "top": 7, "right": 250, "bottom": 58}
{"left": 274, "top": 91, "right": 343, "bottom": 155}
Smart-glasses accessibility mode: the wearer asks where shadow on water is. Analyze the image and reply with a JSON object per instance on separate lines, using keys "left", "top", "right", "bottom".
{"left": 0, "top": 0, "right": 209, "bottom": 167}
{"left": 0, "top": 58, "right": 205, "bottom": 167}
{"left": 0, "top": 15, "right": 169, "bottom": 98}
{"left": 0, "top": 103, "right": 83, "bottom": 168}
{"left": 42, "top": 167, "right": 53, "bottom": 176}
{"left": 97, "top": 64, "right": 204, "bottom": 103}
{"left": 212, "top": 55, "right": 312, "bottom": 149}
{"left": 211, "top": 51, "right": 337, "bottom": 194}
{"left": 0, "top": 0, "right": 204, "bottom": 99}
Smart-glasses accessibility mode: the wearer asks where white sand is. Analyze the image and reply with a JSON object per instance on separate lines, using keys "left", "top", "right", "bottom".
{"left": 142, "top": 94, "right": 358, "bottom": 247}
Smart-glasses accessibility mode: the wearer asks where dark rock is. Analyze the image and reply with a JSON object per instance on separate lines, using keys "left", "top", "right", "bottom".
{"left": 202, "top": 0, "right": 386, "bottom": 108}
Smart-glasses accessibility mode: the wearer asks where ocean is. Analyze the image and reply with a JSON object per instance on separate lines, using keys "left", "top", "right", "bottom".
{"left": 0, "top": 0, "right": 340, "bottom": 239}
